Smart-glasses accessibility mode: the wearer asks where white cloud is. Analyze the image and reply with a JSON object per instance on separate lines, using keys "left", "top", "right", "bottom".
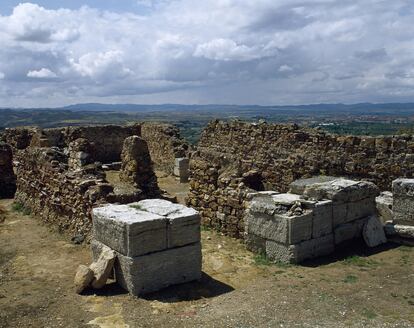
{"left": 27, "top": 68, "right": 57, "bottom": 79}
{"left": 0, "top": 72, "right": 4, "bottom": 79}
{"left": 0, "top": 1, "right": 413, "bottom": 106}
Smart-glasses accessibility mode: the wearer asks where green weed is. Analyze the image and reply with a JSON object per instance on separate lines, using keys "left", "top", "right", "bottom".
{"left": 343, "top": 275, "right": 358, "bottom": 283}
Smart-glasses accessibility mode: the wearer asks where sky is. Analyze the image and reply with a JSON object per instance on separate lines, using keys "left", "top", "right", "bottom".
{"left": 0, "top": 1, "right": 413, "bottom": 108}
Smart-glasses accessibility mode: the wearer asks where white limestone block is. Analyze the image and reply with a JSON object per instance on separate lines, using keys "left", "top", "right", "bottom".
{"left": 92, "top": 204, "right": 167, "bottom": 257}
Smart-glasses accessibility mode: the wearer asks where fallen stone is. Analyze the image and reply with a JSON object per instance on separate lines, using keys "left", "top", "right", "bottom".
{"left": 90, "top": 244, "right": 116, "bottom": 289}
{"left": 289, "top": 176, "right": 337, "bottom": 195}
{"left": 376, "top": 191, "right": 393, "bottom": 223}
{"left": 74, "top": 265, "right": 94, "bottom": 294}
{"left": 362, "top": 216, "right": 387, "bottom": 247}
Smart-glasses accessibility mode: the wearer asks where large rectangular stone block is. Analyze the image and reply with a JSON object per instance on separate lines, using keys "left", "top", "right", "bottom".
{"left": 287, "top": 212, "right": 313, "bottom": 244}
{"left": 92, "top": 204, "right": 167, "bottom": 257}
{"left": 244, "top": 232, "right": 266, "bottom": 254}
{"left": 312, "top": 200, "right": 333, "bottom": 238}
{"left": 393, "top": 196, "right": 414, "bottom": 225}
{"left": 265, "top": 234, "right": 334, "bottom": 264}
{"left": 346, "top": 197, "right": 376, "bottom": 222}
{"left": 333, "top": 217, "right": 368, "bottom": 245}
{"left": 303, "top": 178, "right": 379, "bottom": 202}
{"left": 92, "top": 240, "right": 202, "bottom": 296}
{"left": 133, "top": 199, "right": 201, "bottom": 248}
{"left": 245, "top": 211, "right": 288, "bottom": 243}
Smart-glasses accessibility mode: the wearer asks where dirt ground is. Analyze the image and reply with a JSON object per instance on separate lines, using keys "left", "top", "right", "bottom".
{"left": 1, "top": 175, "right": 414, "bottom": 328}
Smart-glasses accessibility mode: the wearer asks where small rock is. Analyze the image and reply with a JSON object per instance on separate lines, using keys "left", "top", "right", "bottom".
{"left": 71, "top": 234, "right": 85, "bottom": 244}
{"left": 363, "top": 216, "right": 387, "bottom": 247}
{"left": 89, "top": 245, "right": 116, "bottom": 289}
{"left": 74, "top": 265, "right": 94, "bottom": 294}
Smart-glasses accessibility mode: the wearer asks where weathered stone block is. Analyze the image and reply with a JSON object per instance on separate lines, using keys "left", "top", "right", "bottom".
{"left": 392, "top": 178, "right": 414, "bottom": 196}
{"left": 384, "top": 222, "right": 414, "bottom": 239}
{"left": 245, "top": 211, "right": 288, "bottom": 243}
{"left": 92, "top": 204, "right": 167, "bottom": 257}
{"left": 287, "top": 212, "right": 313, "bottom": 244}
{"left": 393, "top": 197, "right": 414, "bottom": 225}
{"left": 92, "top": 240, "right": 202, "bottom": 296}
{"left": 265, "top": 240, "right": 296, "bottom": 264}
{"left": 133, "top": 199, "right": 200, "bottom": 248}
{"left": 333, "top": 217, "right": 368, "bottom": 245}
{"left": 312, "top": 200, "right": 333, "bottom": 238}
{"left": 303, "top": 178, "right": 379, "bottom": 202}
{"left": 346, "top": 197, "right": 376, "bottom": 222}
{"left": 332, "top": 202, "right": 347, "bottom": 227}
{"left": 265, "top": 234, "right": 334, "bottom": 264}
{"left": 244, "top": 232, "right": 266, "bottom": 254}
{"left": 289, "top": 176, "right": 337, "bottom": 195}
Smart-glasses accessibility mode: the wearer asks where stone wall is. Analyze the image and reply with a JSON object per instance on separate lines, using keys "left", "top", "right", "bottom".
{"left": 141, "top": 123, "right": 190, "bottom": 174}
{"left": 14, "top": 147, "right": 112, "bottom": 239}
{"left": 0, "top": 142, "right": 16, "bottom": 198}
{"left": 187, "top": 120, "right": 414, "bottom": 238}
{"left": 1, "top": 123, "right": 189, "bottom": 172}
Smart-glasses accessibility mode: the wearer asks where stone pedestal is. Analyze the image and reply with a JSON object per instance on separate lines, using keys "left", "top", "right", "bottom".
{"left": 174, "top": 158, "right": 190, "bottom": 183}
{"left": 92, "top": 199, "right": 201, "bottom": 295}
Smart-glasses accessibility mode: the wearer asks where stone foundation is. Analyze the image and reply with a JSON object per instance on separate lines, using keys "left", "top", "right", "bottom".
{"left": 92, "top": 200, "right": 201, "bottom": 295}
{"left": 245, "top": 178, "right": 380, "bottom": 263}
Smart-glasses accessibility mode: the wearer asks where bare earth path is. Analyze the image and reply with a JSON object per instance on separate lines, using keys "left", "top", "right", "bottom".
{"left": 1, "top": 196, "right": 414, "bottom": 328}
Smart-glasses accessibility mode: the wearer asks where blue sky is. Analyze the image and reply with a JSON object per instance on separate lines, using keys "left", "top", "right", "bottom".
{"left": 0, "top": 1, "right": 148, "bottom": 15}
{"left": 0, "top": 1, "right": 413, "bottom": 107}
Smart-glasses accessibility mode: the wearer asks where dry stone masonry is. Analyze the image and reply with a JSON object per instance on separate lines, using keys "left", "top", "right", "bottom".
{"left": 244, "top": 177, "right": 381, "bottom": 263}
{"left": 187, "top": 120, "right": 414, "bottom": 238}
{"left": 91, "top": 199, "right": 202, "bottom": 295}
{"left": 120, "top": 136, "right": 160, "bottom": 197}
{"left": 0, "top": 142, "right": 16, "bottom": 198}
{"left": 1, "top": 122, "right": 190, "bottom": 239}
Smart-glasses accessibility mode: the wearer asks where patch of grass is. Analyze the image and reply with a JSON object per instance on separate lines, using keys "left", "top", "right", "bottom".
{"left": 399, "top": 246, "right": 412, "bottom": 253}
{"left": 362, "top": 308, "right": 377, "bottom": 320}
{"left": 11, "top": 202, "right": 31, "bottom": 216}
{"left": 342, "top": 255, "right": 378, "bottom": 267}
{"left": 254, "top": 251, "right": 273, "bottom": 266}
{"left": 12, "top": 202, "right": 24, "bottom": 212}
{"left": 200, "top": 225, "right": 211, "bottom": 232}
{"left": 129, "top": 204, "right": 146, "bottom": 211}
{"left": 343, "top": 275, "right": 358, "bottom": 283}
{"left": 253, "top": 252, "right": 294, "bottom": 268}
{"left": 401, "top": 254, "right": 410, "bottom": 265}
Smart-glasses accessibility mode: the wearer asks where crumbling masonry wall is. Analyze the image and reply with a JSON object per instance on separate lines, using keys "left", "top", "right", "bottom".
{"left": 141, "top": 123, "right": 190, "bottom": 174}
{"left": 2, "top": 123, "right": 189, "bottom": 170}
{"left": 187, "top": 120, "right": 414, "bottom": 238}
{"left": 14, "top": 147, "right": 112, "bottom": 238}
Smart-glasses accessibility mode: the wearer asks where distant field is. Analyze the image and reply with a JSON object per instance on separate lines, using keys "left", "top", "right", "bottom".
{"left": 1, "top": 104, "right": 414, "bottom": 144}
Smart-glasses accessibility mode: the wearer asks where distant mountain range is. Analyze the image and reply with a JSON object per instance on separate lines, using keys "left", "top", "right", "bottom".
{"left": 3, "top": 102, "right": 414, "bottom": 113}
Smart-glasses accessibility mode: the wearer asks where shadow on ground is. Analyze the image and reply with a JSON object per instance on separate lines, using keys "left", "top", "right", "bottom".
{"left": 302, "top": 238, "right": 401, "bottom": 267}
{"left": 142, "top": 272, "right": 234, "bottom": 302}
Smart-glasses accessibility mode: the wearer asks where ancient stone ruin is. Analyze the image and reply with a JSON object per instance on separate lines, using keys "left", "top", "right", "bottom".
{"left": 244, "top": 177, "right": 382, "bottom": 263}
{"left": 0, "top": 123, "right": 190, "bottom": 241}
{"left": 91, "top": 199, "right": 201, "bottom": 295}
{"left": 187, "top": 120, "right": 414, "bottom": 238}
